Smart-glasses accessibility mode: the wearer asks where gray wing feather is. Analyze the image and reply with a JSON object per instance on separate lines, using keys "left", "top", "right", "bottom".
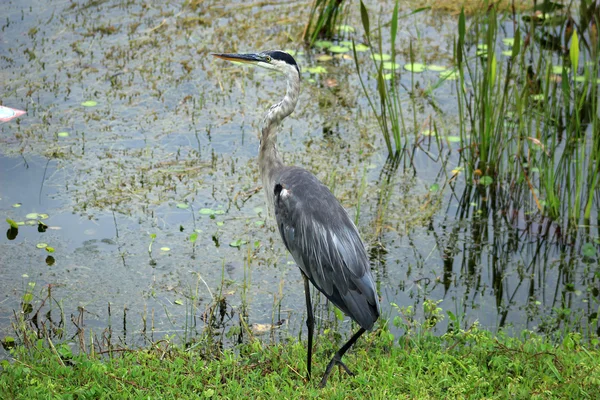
{"left": 272, "top": 167, "right": 380, "bottom": 330}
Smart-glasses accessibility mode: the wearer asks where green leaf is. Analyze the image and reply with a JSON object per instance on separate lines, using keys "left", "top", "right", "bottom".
{"left": 353, "top": 43, "right": 369, "bottom": 52}
{"left": 582, "top": 243, "right": 596, "bottom": 258}
{"left": 81, "top": 100, "right": 97, "bottom": 107}
{"left": 57, "top": 132, "right": 69, "bottom": 137}
{"left": 333, "top": 307, "right": 344, "bottom": 321}
{"left": 490, "top": 52, "right": 497, "bottom": 83}
{"left": 23, "top": 293, "right": 33, "bottom": 302}
{"left": 360, "top": 0, "right": 370, "bottom": 37}
{"left": 502, "top": 38, "right": 515, "bottom": 46}
{"left": 429, "top": 183, "right": 439, "bottom": 193}
{"left": 176, "top": 203, "right": 189, "bottom": 209}
{"left": 382, "top": 61, "right": 400, "bottom": 70}
{"left": 25, "top": 213, "right": 39, "bottom": 219}
{"left": 512, "top": 28, "right": 521, "bottom": 58}
{"left": 371, "top": 53, "right": 391, "bottom": 61}
{"left": 160, "top": 247, "right": 170, "bottom": 252}
{"left": 391, "top": 0, "right": 399, "bottom": 44}
{"left": 174, "top": 299, "right": 183, "bottom": 305}
{"left": 45, "top": 246, "right": 55, "bottom": 253}
{"left": 336, "top": 25, "right": 355, "bottom": 33}
{"left": 229, "top": 239, "right": 248, "bottom": 248}
{"left": 328, "top": 45, "right": 349, "bottom": 53}
{"left": 6, "top": 218, "right": 19, "bottom": 229}
{"left": 36, "top": 243, "right": 48, "bottom": 249}
{"left": 480, "top": 176, "right": 494, "bottom": 185}
{"left": 427, "top": 65, "right": 447, "bottom": 72}
{"left": 189, "top": 232, "right": 198, "bottom": 243}
{"left": 316, "top": 55, "right": 333, "bottom": 62}
{"left": 313, "top": 40, "right": 332, "bottom": 49}
{"left": 570, "top": 29, "right": 579, "bottom": 73}
{"left": 306, "top": 66, "right": 327, "bottom": 74}
{"left": 199, "top": 208, "right": 215, "bottom": 215}
{"left": 403, "top": 63, "right": 426, "bottom": 72}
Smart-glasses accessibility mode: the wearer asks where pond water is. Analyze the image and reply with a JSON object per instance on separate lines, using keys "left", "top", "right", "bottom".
{"left": 1, "top": 0, "right": 598, "bottom": 356}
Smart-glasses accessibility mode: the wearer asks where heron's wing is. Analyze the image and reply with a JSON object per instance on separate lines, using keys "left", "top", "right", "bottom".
{"left": 273, "top": 167, "right": 380, "bottom": 330}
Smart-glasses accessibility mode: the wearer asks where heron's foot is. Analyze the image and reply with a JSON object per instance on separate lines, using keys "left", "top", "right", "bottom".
{"left": 318, "top": 354, "right": 354, "bottom": 388}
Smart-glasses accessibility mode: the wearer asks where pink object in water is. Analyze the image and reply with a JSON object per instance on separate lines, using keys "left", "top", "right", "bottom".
{"left": 0, "top": 106, "right": 26, "bottom": 122}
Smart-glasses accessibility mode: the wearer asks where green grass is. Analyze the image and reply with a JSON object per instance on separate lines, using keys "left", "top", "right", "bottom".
{"left": 2, "top": 325, "right": 600, "bottom": 398}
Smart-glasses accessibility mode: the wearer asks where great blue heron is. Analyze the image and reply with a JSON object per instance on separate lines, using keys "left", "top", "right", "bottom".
{"left": 213, "top": 50, "right": 380, "bottom": 387}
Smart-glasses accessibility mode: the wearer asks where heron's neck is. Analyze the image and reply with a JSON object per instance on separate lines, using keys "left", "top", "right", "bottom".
{"left": 259, "top": 70, "right": 300, "bottom": 214}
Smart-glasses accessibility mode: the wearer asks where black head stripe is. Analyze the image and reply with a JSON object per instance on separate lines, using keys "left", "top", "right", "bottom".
{"left": 274, "top": 183, "right": 283, "bottom": 196}
{"left": 265, "top": 50, "right": 300, "bottom": 74}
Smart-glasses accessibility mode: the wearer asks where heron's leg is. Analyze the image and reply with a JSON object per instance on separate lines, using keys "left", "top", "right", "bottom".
{"left": 302, "top": 272, "right": 314, "bottom": 381}
{"left": 318, "top": 327, "right": 366, "bottom": 388}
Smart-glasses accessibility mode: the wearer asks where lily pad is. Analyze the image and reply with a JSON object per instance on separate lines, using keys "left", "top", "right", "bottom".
{"left": 440, "top": 70, "right": 459, "bottom": 80}
{"left": 38, "top": 213, "right": 49, "bottom": 219}
{"left": 552, "top": 65, "right": 568, "bottom": 74}
{"left": 316, "top": 55, "right": 333, "bottom": 62}
{"left": 582, "top": 243, "right": 597, "bottom": 258}
{"left": 12, "top": 203, "right": 22, "bottom": 208}
{"left": 199, "top": 208, "right": 215, "bottom": 215}
{"left": 336, "top": 25, "right": 355, "bottom": 33}
{"left": 229, "top": 239, "right": 248, "bottom": 248}
{"left": 25, "top": 213, "right": 39, "bottom": 219}
{"left": 382, "top": 61, "right": 400, "bottom": 70}
{"left": 81, "top": 100, "right": 97, "bottom": 107}
{"left": 328, "top": 45, "right": 349, "bottom": 53}
{"left": 501, "top": 50, "right": 513, "bottom": 57}
{"left": 427, "top": 65, "right": 447, "bottom": 72}
{"left": 446, "top": 136, "right": 461, "bottom": 143}
{"left": 477, "top": 44, "right": 488, "bottom": 50}
{"left": 353, "top": 43, "right": 370, "bottom": 52}
{"left": 36, "top": 243, "right": 49, "bottom": 249}
{"left": 307, "top": 66, "right": 327, "bottom": 74}
{"left": 403, "top": 63, "right": 426, "bottom": 72}
{"left": 502, "top": 38, "right": 515, "bottom": 46}
{"left": 160, "top": 247, "right": 170, "bottom": 252}
{"left": 176, "top": 203, "right": 189, "bottom": 209}
{"left": 371, "top": 53, "right": 391, "bottom": 62}
{"left": 57, "top": 132, "right": 69, "bottom": 137}
{"left": 313, "top": 40, "right": 332, "bottom": 49}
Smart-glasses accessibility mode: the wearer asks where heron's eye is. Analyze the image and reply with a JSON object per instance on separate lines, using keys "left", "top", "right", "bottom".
{"left": 265, "top": 55, "right": 272, "bottom": 62}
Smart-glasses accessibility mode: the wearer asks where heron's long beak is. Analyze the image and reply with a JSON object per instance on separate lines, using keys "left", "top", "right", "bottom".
{"left": 212, "top": 53, "right": 265, "bottom": 64}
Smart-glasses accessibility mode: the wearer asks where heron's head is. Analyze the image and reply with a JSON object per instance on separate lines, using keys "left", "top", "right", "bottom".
{"left": 212, "top": 50, "right": 300, "bottom": 79}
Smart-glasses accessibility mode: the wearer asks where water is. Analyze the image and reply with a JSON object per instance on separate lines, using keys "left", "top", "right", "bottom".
{"left": 1, "top": 0, "right": 598, "bottom": 356}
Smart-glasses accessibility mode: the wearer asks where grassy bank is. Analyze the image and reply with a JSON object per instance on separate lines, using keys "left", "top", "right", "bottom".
{"left": 1, "top": 324, "right": 599, "bottom": 399}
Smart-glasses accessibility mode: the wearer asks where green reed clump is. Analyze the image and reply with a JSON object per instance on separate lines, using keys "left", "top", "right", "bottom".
{"left": 353, "top": 0, "right": 414, "bottom": 157}
{"left": 454, "top": 1, "right": 599, "bottom": 230}
{"left": 304, "top": 0, "right": 349, "bottom": 45}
